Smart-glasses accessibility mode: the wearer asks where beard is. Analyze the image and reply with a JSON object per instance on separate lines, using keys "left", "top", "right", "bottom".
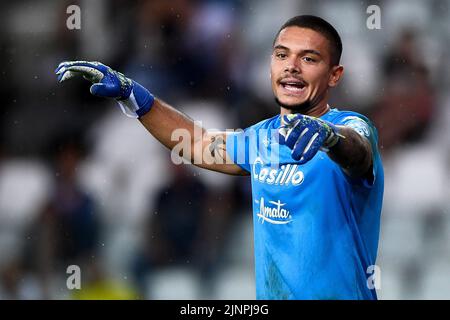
{"left": 274, "top": 97, "right": 314, "bottom": 113}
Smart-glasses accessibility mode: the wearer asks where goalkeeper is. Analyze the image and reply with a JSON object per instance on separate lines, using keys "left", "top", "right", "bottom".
{"left": 55, "top": 15, "right": 384, "bottom": 300}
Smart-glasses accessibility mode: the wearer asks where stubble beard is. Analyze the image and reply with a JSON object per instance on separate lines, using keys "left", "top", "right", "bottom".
{"left": 274, "top": 97, "right": 314, "bottom": 113}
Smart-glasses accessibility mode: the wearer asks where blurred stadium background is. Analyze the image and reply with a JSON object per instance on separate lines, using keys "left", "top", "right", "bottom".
{"left": 0, "top": 0, "right": 449, "bottom": 299}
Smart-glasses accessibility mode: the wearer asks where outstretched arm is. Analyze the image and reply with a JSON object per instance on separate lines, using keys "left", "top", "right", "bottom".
{"left": 55, "top": 60, "right": 247, "bottom": 176}
{"left": 138, "top": 98, "right": 248, "bottom": 175}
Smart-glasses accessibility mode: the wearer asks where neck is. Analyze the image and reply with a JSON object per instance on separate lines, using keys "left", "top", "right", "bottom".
{"left": 280, "top": 100, "right": 331, "bottom": 118}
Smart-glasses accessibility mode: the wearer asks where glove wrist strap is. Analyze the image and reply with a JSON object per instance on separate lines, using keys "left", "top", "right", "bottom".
{"left": 322, "top": 123, "right": 344, "bottom": 152}
{"left": 116, "top": 81, "right": 155, "bottom": 118}
{"left": 116, "top": 92, "right": 140, "bottom": 118}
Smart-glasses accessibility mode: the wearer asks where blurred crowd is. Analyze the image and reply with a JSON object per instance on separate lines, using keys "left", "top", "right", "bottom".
{"left": 0, "top": 0, "right": 449, "bottom": 299}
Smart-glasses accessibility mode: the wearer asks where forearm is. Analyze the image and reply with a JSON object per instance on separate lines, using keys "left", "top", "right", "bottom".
{"left": 55, "top": 60, "right": 246, "bottom": 175}
{"left": 327, "top": 126, "right": 373, "bottom": 178}
{"left": 138, "top": 98, "right": 202, "bottom": 153}
{"left": 139, "top": 98, "right": 246, "bottom": 175}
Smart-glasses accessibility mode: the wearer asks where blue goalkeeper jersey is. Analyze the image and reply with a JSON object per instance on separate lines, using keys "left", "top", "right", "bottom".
{"left": 226, "top": 108, "right": 384, "bottom": 300}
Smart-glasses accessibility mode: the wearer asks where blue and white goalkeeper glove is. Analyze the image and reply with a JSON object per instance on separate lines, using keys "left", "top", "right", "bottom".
{"left": 55, "top": 61, "right": 154, "bottom": 118}
{"left": 278, "top": 114, "right": 343, "bottom": 164}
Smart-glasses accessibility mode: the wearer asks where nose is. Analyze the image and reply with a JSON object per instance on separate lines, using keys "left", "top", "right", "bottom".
{"left": 284, "top": 56, "right": 301, "bottom": 74}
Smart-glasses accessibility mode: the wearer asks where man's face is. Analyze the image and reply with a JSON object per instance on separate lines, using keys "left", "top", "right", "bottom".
{"left": 271, "top": 26, "right": 340, "bottom": 112}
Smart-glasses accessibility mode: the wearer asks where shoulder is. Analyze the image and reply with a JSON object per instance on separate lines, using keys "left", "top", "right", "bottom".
{"left": 324, "top": 108, "right": 377, "bottom": 140}
{"left": 241, "top": 115, "right": 281, "bottom": 132}
{"left": 325, "top": 108, "right": 371, "bottom": 124}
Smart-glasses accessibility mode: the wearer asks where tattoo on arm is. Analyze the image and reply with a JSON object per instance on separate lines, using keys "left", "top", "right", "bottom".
{"left": 209, "top": 136, "right": 226, "bottom": 158}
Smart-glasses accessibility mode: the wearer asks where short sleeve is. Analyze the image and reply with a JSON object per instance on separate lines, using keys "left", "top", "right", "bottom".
{"left": 226, "top": 129, "right": 251, "bottom": 173}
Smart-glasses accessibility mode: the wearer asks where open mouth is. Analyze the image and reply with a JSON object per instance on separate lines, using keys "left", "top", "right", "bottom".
{"left": 279, "top": 79, "right": 307, "bottom": 94}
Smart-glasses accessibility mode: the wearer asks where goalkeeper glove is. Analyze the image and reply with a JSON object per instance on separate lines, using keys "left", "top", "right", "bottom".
{"left": 278, "top": 113, "right": 343, "bottom": 164}
{"left": 55, "top": 61, "right": 154, "bottom": 118}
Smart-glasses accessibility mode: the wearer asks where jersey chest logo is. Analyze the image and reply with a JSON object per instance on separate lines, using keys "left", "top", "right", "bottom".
{"left": 252, "top": 157, "right": 304, "bottom": 186}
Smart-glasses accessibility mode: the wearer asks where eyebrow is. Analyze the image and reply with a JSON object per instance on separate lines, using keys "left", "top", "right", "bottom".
{"left": 273, "top": 45, "right": 322, "bottom": 57}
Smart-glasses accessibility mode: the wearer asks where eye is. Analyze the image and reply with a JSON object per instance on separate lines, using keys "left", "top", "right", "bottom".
{"left": 275, "top": 52, "right": 287, "bottom": 59}
{"left": 303, "top": 56, "right": 316, "bottom": 63}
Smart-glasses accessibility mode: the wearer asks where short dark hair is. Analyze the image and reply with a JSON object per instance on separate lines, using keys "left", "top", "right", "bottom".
{"left": 274, "top": 15, "right": 343, "bottom": 66}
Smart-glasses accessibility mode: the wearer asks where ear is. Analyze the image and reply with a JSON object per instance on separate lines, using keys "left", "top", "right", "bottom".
{"left": 328, "top": 65, "right": 344, "bottom": 88}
